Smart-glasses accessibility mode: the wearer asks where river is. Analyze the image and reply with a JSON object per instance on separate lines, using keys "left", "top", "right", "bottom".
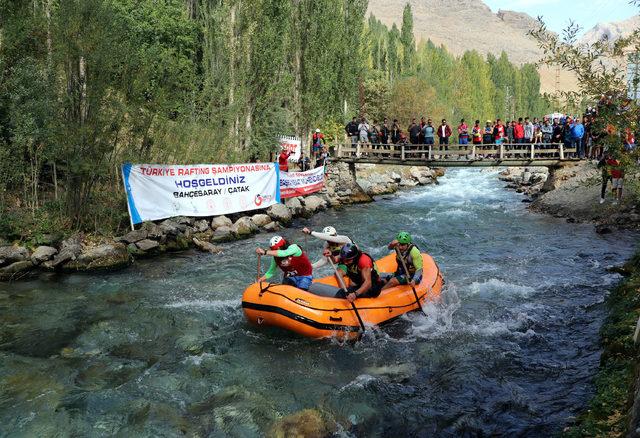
{"left": 0, "top": 169, "right": 636, "bottom": 436}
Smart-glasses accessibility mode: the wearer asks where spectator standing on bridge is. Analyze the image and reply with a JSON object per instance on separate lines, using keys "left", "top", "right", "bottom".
{"left": 358, "top": 118, "right": 370, "bottom": 145}
{"left": 541, "top": 119, "right": 553, "bottom": 144}
{"left": 483, "top": 120, "right": 494, "bottom": 145}
{"left": 409, "top": 118, "right": 421, "bottom": 145}
{"left": 562, "top": 119, "right": 573, "bottom": 157}
{"left": 391, "top": 119, "right": 401, "bottom": 144}
{"left": 419, "top": 117, "right": 427, "bottom": 144}
{"left": 369, "top": 122, "right": 380, "bottom": 145}
{"left": 437, "top": 119, "right": 452, "bottom": 151}
{"left": 506, "top": 121, "right": 515, "bottom": 145}
{"left": 552, "top": 118, "right": 563, "bottom": 144}
{"left": 381, "top": 118, "right": 390, "bottom": 145}
{"left": 423, "top": 119, "right": 435, "bottom": 145}
{"left": 493, "top": 119, "right": 505, "bottom": 145}
{"left": 514, "top": 118, "right": 525, "bottom": 144}
{"left": 472, "top": 120, "right": 483, "bottom": 147}
{"left": 524, "top": 117, "right": 534, "bottom": 144}
{"left": 345, "top": 117, "right": 359, "bottom": 147}
{"left": 571, "top": 118, "right": 585, "bottom": 158}
{"left": 458, "top": 119, "right": 469, "bottom": 150}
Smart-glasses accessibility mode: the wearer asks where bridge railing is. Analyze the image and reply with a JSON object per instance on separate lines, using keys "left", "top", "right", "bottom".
{"left": 334, "top": 142, "right": 577, "bottom": 161}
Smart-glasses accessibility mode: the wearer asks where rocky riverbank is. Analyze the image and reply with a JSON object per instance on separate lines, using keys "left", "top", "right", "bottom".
{"left": 0, "top": 162, "right": 440, "bottom": 281}
{"left": 499, "top": 162, "right": 640, "bottom": 232}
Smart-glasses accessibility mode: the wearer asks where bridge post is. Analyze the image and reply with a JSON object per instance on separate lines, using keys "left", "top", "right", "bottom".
{"left": 428, "top": 144, "right": 432, "bottom": 160}
{"left": 356, "top": 142, "right": 361, "bottom": 158}
{"left": 471, "top": 144, "right": 476, "bottom": 159}
{"left": 559, "top": 143, "right": 564, "bottom": 160}
{"left": 530, "top": 143, "right": 534, "bottom": 160}
{"left": 336, "top": 143, "right": 342, "bottom": 158}
{"left": 499, "top": 143, "right": 504, "bottom": 160}
{"left": 401, "top": 143, "right": 405, "bottom": 161}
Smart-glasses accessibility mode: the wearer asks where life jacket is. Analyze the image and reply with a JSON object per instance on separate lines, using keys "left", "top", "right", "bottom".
{"left": 312, "top": 133, "right": 324, "bottom": 146}
{"left": 494, "top": 124, "right": 505, "bottom": 140}
{"left": 326, "top": 236, "right": 354, "bottom": 257}
{"left": 344, "top": 252, "right": 380, "bottom": 287}
{"left": 395, "top": 244, "right": 419, "bottom": 277}
{"left": 275, "top": 247, "right": 312, "bottom": 277}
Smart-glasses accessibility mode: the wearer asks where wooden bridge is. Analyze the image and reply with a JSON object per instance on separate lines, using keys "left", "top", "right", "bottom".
{"left": 332, "top": 142, "right": 580, "bottom": 167}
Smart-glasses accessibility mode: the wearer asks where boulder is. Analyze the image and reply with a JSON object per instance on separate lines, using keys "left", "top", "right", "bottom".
{"left": 267, "top": 409, "right": 334, "bottom": 438}
{"left": 136, "top": 239, "right": 160, "bottom": 252}
{"left": 0, "top": 246, "right": 29, "bottom": 265}
{"left": 63, "top": 243, "right": 131, "bottom": 272}
{"left": 0, "top": 260, "right": 34, "bottom": 280}
{"left": 193, "top": 237, "right": 223, "bottom": 254}
{"left": 267, "top": 204, "right": 292, "bottom": 224}
{"left": 250, "top": 214, "right": 272, "bottom": 228}
{"left": 141, "top": 222, "right": 165, "bottom": 240}
{"left": 30, "top": 246, "right": 58, "bottom": 265}
{"left": 302, "top": 196, "right": 327, "bottom": 214}
{"left": 211, "top": 215, "right": 233, "bottom": 230}
{"left": 119, "top": 229, "right": 148, "bottom": 244}
{"left": 173, "top": 216, "right": 195, "bottom": 226}
{"left": 284, "top": 197, "right": 304, "bottom": 217}
{"left": 159, "top": 220, "right": 185, "bottom": 236}
{"left": 399, "top": 179, "right": 419, "bottom": 187}
{"left": 417, "top": 176, "right": 432, "bottom": 185}
{"left": 194, "top": 219, "right": 210, "bottom": 233}
{"left": 263, "top": 221, "right": 280, "bottom": 232}
{"left": 50, "top": 236, "right": 83, "bottom": 268}
{"left": 212, "top": 226, "right": 234, "bottom": 243}
{"left": 232, "top": 217, "right": 258, "bottom": 237}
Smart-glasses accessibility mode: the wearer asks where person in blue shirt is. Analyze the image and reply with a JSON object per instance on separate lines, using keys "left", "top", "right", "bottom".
{"left": 571, "top": 119, "right": 585, "bottom": 159}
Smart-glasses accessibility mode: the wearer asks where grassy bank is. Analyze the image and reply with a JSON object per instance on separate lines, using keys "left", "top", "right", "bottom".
{"left": 564, "top": 252, "right": 640, "bottom": 437}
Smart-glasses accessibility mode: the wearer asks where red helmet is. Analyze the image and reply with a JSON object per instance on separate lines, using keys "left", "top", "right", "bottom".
{"left": 269, "top": 235, "right": 286, "bottom": 250}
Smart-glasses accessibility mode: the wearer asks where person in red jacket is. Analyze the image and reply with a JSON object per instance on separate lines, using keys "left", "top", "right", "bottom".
{"left": 514, "top": 118, "right": 525, "bottom": 144}
{"left": 278, "top": 149, "right": 291, "bottom": 172}
{"left": 437, "top": 119, "right": 452, "bottom": 152}
{"left": 606, "top": 156, "right": 624, "bottom": 204}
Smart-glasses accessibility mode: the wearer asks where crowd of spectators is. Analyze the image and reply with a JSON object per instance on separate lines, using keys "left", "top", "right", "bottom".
{"left": 343, "top": 110, "right": 625, "bottom": 159}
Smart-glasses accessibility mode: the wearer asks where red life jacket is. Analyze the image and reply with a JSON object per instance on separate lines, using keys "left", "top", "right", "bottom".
{"left": 275, "top": 250, "right": 312, "bottom": 277}
{"left": 494, "top": 124, "right": 505, "bottom": 140}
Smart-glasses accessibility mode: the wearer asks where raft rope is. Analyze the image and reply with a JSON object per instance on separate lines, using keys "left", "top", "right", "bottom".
{"left": 255, "top": 263, "right": 442, "bottom": 313}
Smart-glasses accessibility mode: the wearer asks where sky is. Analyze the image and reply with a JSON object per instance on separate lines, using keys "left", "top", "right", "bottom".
{"left": 484, "top": 0, "right": 638, "bottom": 36}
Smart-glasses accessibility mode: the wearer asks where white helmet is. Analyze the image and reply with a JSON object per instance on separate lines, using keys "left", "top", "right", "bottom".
{"left": 269, "top": 235, "right": 285, "bottom": 249}
{"left": 322, "top": 226, "right": 337, "bottom": 236}
{"left": 315, "top": 128, "right": 320, "bottom": 133}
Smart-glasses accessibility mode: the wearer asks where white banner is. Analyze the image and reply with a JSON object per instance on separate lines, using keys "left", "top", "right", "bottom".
{"left": 279, "top": 166, "right": 325, "bottom": 199}
{"left": 122, "top": 163, "right": 280, "bottom": 225}
{"left": 279, "top": 136, "right": 301, "bottom": 162}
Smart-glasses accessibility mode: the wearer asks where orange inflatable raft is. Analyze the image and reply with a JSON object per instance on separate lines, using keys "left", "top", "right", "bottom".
{"left": 242, "top": 253, "right": 443, "bottom": 339}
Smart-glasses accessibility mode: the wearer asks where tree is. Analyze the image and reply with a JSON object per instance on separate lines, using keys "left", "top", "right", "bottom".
{"left": 400, "top": 3, "right": 415, "bottom": 72}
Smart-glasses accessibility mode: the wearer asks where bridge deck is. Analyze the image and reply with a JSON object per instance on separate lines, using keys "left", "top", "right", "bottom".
{"left": 332, "top": 142, "right": 579, "bottom": 167}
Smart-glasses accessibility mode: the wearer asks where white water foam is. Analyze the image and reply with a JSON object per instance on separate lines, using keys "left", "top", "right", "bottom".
{"left": 467, "top": 278, "right": 535, "bottom": 298}
{"left": 164, "top": 299, "right": 239, "bottom": 310}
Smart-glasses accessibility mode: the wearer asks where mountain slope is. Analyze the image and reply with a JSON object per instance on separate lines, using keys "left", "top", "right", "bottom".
{"left": 367, "top": 0, "right": 575, "bottom": 93}
{"left": 579, "top": 15, "right": 640, "bottom": 46}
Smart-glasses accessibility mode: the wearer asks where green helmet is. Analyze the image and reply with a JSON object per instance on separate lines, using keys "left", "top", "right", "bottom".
{"left": 397, "top": 232, "right": 412, "bottom": 244}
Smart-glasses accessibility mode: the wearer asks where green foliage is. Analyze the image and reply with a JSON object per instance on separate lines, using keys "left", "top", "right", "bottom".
{"left": 562, "top": 267, "right": 640, "bottom": 437}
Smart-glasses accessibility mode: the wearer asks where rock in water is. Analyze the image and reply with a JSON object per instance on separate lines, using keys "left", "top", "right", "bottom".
{"left": 267, "top": 409, "right": 334, "bottom": 438}
{"left": 63, "top": 243, "right": 131, "bottom": 272}
{"left": 193, "top": 237, "right": 223, "bottom": 254}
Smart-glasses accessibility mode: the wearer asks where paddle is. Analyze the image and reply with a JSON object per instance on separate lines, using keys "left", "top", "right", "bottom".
{"left": 256, "top": 253, "right": 262, "bottom": 282}
{"left": 395, "top": 247, "right": 427, "bottom": 316}
{"left": 327, "top": 256, "right": 366, "bottom": 333}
